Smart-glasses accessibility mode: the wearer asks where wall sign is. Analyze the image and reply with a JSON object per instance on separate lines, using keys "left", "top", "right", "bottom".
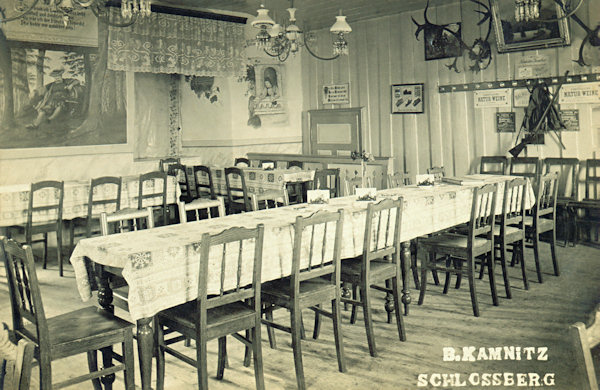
{"left": 513, "top": 88, "right": 530, "bottom": 107}
{"left": 391, "top": 83, "right": 424, "bottom": 114}
{"left": 322, "top": 84, "right": 350, "bottom": 105}
{"left": 559, "top": 109, "right": 580, "bottom": 131}
{"left": 496, "top": 112, "right": 516, "bottom": 132}
{"left": 515, "top": 55, "right": 550, "bottom": 79}
{"left": 474, "top": 88, "right": 512, "bottom": 108}
{"left": 559, "top": 82, "right": 600, "bottom": 104}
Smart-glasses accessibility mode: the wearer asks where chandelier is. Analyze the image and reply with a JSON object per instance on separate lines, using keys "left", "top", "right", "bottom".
{"left": 251, "top": 1, "right": 352, "bottom": 62}
{"left": 514, "top": 0, "right": 541, "bottom": 22}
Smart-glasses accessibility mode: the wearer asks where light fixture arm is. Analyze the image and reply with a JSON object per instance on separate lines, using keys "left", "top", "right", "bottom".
{"left": 302, "top": 33, "right": 341, "bottom": 61}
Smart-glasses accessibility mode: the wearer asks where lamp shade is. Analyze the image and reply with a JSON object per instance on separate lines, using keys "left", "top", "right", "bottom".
{"left": 252, "top": 6, "right": 275, "bottom": 29}
{"left": 330, "top": 15, "right": 351, "bottom": 33}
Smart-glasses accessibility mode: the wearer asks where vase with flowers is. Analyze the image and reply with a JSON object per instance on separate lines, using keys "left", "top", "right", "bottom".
{"left": 351, "top": 150, "right": 375, "bottom": 188}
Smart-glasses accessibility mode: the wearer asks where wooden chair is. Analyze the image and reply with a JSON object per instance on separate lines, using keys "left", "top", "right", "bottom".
{"left": 167, "top": 163, "right": 192, "bottom": 203}
{"left": 0, "top": 324, "right": 34, "bottom": 390}
{"left": 155, "top": 225, "right": 266, "bottom": 390}
{"left": 234, "top": 157, "right": 251, "bottom": 167}
{"left": 577, "top": 159, "right": 600, "bottom": 245}
{"left": 312, "top": 168, "right": 341, "bottom": 198}
{"left": 69, "top": 176, "right": 122, "bottom": 250}
{"left": 427, "top": 166, "right": 445, "bottom": 183}
{"left": 480, "top": 156, "right": 508, "bottom": 175}
{"left": 224, "top": 167, "right": 252, "bottom": 214}
{"left": 524, "top": 172, "right": 559, "bottom": 283}
{"left": 543, "top": 158, "right": 579, "bottom": 246}
{"left": 138, "top": 171, "right": 168, "bottom": 226}
{"left": 250, "top": 188, "right": 289, "bottom": 211}
{"left": 387, "top": 172, "right": 411, "bottom": 188}
{"left": 177, "top": 197, "right": 225, "bottom": 222}
{"left": 338, "top": 198, "right": 406, "bottom": 357}
{"left": 286, "top": 161, "right": 304, "bottom": 203}
{"left": 344, "top": 176, "right": 370, "bottom": 196}
{"left": 1, "top": 236, "right": 135, "bottom": 390}
{"left": 10, "top": 181, "right": 65, "bottom": 276}
{"left": 509, "top": 157, "right": 540, "bottom": 182}
{"left": 287, "top": 161, "right": 304, "bottom": 170}
{"left": 259, "top": 159, "right": 276, "bottom": 169}
{"left": 418, "top": 184, "right": 499, "bottom": 317}
{"left": 193, "top": 165, "right": 216, "bottom": 199}
{"left": 262, "top": 210, "right": 346, "bottom": 389}
{"left": 99, "top": 207, "right": 155, "bottom": 311}
{"left": 569, "top": 304, "right": 600, "bottom": 390}
{"left": 158, "top": 157, "right": 181, "bottom": 173}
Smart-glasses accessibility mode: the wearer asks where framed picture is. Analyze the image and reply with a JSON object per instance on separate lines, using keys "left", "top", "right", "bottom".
{"left": 491, "top": 0, "right": 570, "bottom": 53}
{"left": 391, "top": 84, "right": 424, "bottom": 114}
{"left": 424, "top": 23, "right": 462, "bottom": 61}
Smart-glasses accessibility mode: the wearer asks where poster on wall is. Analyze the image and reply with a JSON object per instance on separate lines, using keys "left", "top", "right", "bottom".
{"left": 253, "top": 63, "right": 286, "bottom": 116}
{"left": 559, "top": 109, "right": 580, "bottom": 131}
{"left": 474, "top": 88, "right": 512, "bottom": 108}
{"left": 496, "top": 112, "right": 516, "bottom": 132}
{"left": 513, "top": 88, "right": 530, "bottom": 107}
{"left": 0, "top": 46, "right": 127, "bottom": 149}
{"left": 322, "top": 84, "right": 349, "bottom": 105}
{"left": 1, "top": 0, "right": 98, "bottom": 47}
{"left": 391, "top": 83, "right": 424, "bottom": 114}
{"left": 559, "top": 82, "right": 600, "bottom": 104}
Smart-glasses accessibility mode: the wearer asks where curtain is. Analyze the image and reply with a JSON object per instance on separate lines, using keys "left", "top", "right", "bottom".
{"left": 108, "top": 12, "right": 245, "bottom": 77}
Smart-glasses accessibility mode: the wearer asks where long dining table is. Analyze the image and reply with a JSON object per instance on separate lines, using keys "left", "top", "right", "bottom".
{"left": 69, "top": 174, "right": 534, "bottom": 390}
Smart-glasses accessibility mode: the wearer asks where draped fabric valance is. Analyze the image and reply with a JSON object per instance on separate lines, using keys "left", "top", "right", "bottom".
{"left": 107, "top": 11, "right": 246, "bottom": 77}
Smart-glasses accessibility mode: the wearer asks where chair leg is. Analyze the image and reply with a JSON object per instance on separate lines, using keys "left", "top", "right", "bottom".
{"left": 331, "top": 298, "right": 346, "bottom": 372}
{"left": 312, "top": 304, "right": 322, "bottom": 339}
{"left": 518, "top": 241, "right": 529, "bottom": 290}
{"left": 550, "top": 228, "right": 559, "bottom": 276}
{"left": 197, "top": 334, "right": 209, "bottom": 390}
{"left": 532, "top": 232, "right": 543, "bottom": 283}
{"left": 86, "top": 351, "right": 103, "bottom": 390}
{"left": 442, "top": 257, "right": 452, "bottom": 294}
{"left": 454, "top": 259, "right": 463, "bottom": 289}
{"left": 392, "top": 275, "right": 406, "bottom": 342}
{"left": 290, "top": 306, "right": 306, "bottom": 390}
{"left": 69, "top": 220, "right": 75, "bottom": 252}
{"left": 411, "top": 251, "right": 420, "bottom": 289}
{"left": 500, "top": 240, "right": 511, "bottom": 299}
{"left": 155, "top": 323, "right": 165, "bottom": 390}
{"left": 56, "top": 228, "right": 63, "bottom": 277}
{"left": 100, "top": 346, "right": 115, "bottom": 390}
{"left": 350, "top": 284, "right": 358, "bottom": 324}
{"left": 43, "top": 233, "right": 48, "bottom": 269}
{"left": 478, "top": 257, "right": 486, "bottom": 279}
{"left": 39, "top": 353, "right": 52, "bottom": 390}
{"left": 243, "top": 330, "right": 251, "bottom": 367}
{"left": 264, "top": 305, "right": 277, "bottom": 349}
{"left": 418, "top": 253, "right": 430, "bottom": 305}
{"left": 361, "top": 283, "right": 377, "bottom": 357}
{"left": 123, "top": 330, "right": 135, "bottom": 390}
{"left": 486, "top": 252, "right": 499, "bottom": 306}
{"left": 252, "top": 323, "right": 265, "bottom": 390}
{"left": 467, "top": 256, "right": 480, "bottom": 317}
{"left": 217, "top": 337, "right": 227, "bottom": 378}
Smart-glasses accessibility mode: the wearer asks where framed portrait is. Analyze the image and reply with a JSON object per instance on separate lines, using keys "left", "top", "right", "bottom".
{"left": 253, "top": 63, "right": 285, "bottom": 115}
{"left": 391, "top": 84, "right": 424, "bottom": 114}
{"left": 491, "top": 0, "right": 570, "bottom": 53}
{"left": 424, "top": 23, "right": 462, "bottom": 61}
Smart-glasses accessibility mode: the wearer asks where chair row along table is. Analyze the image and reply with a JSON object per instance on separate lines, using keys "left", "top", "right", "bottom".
{"left": 69, "top": 174, "right": 534, "bottom": 390}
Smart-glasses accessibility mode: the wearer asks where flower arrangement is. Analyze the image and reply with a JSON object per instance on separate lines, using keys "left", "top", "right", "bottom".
{"left": 351, "top": 150, "right": 375, "bottom": 188}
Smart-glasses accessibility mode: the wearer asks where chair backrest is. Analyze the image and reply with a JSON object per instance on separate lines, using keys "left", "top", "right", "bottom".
{"left": 427, "top": 167, "right": 445, "bottom": 182}
{"left": 234, "top": 157, "right": 251, "bottom": 167}
{"left": 480, "top": 156, "right": 508, "bottom": 175}
{"left": 585, "top": 159, "right": 600, "bottom": 201}
{"left": 250, "top": 189, "right": 289, "bottom": 211}
{"left": 27, "top": 181, "right": 64, "bottom": 239}
{"left": 290, "top": 210, "right": 344, "bottom": 290}
{"left": 1, "top": 237, "right": 49, "bottom": 358}
{"left": 467, "top": 183, "right": 498, "bottom": 244}
{"left": 167, "top": 163, "right": 191, "bottom": 202}
{"left": 224, "top": 167, "right": 252, "bottom": 212}
{"left": 287, "top": 161, "right": 304, "bottom": 170}
{"left": 87, "top": 176, "right": 122, "bottom": 234}
{"left": 569, "top": 304, "right": 600, "bottom": 390}
{"left": 0, "top": 324, "right": 35, "bottom": 390}
{"left": 178, "top": 198, "right": 225, "bottom": 222}
{"left": 543, "top": 158, "right": 579, "bottom": 200}
{"left": 387, "top": 172, "right": 411, "bottom": 188}
{"left": 313, "top": 168, "right": 341, "bottom": 198}
{"left": 159, "top": 157, "right": 181, "bottom": 173}
{"left": 534, "top": 172, "right": 558, "bottom": 221}
{"left": 361, "top": 198, "right": 403, "bottom": 269}
{"left": 344, "top": 176, "right": 364, "bottom": 196}
{"left": 501, "top": 178, "right": 527, "bottom": 233}
{"left": 193, "top": 165, "right": 216, "bottom": 200}
{"left": 196, "top": 224, "right": 265, "bottom": 314}
{"left": 509, "top": 157, "right": 540, "bottom": 181}
{"left": 100, "top": 207, "right": 155, "bottom": 235}
{"left": 259, "top": 159, "right": 276, "bottom": 169}
{"left": 138, "top": 171, "right": 168, "bottom": 210}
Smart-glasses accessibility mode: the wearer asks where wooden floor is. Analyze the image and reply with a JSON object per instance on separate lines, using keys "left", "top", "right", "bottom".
{"left": 1, "top": 241, "right": 599, "bottom": 389}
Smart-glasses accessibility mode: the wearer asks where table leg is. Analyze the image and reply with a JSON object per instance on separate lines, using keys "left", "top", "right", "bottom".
{"left": 401, "top": 241, "right": 412, "bottom": 315}
{"left": 137, "top": 317, "right": 154, "bottom": 390}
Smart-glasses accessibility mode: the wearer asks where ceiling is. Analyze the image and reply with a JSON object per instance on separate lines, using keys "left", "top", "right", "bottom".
{"left": 155, "top": 0, "right": 452, "bottom": 30}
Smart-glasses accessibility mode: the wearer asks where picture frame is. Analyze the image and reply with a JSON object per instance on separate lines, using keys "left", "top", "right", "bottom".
{"left": 424, "top": 23, "right": 462, "bottom": 61}
{"left": 391, "top": 83, "right": 424, "bottom": 114}
{"left": 490, "top": 0, "right": 570, "bottom": 53}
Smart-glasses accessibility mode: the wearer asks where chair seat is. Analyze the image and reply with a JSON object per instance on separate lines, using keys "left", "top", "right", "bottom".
{"left": 24, "top": 306, "right": 133, "bottom": 360}
{"left": 340, "top": 257, "right": 396, "bottom": 284}
{"left": 262, "top": 277, "right": 336, "bottom": 309}
{"left": 523, "top": 216, "right": 554, "bottom": 233}
{"left": 158, "top": 300, "right": 256, "bottom": 340}
{"left": 419, "top": 233, "right": 492, "bottom": 258}
{"left": 492, "top": 225, "right": 522, "bottom": 237}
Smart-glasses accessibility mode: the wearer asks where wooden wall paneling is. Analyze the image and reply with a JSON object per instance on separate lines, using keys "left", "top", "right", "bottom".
{"left": 348, "top": 30, "right": 360, "bottom": 109}
{"left": 355, "top": 20, "right": 372, "bottom": 154}
{"left": 378, "top": 17, "right": 393, "bottom": 158}
{"left": 365, "top": 21, "right": 381, "bottom": 156}
{"left": 426, "top": 52, "right": 443, "bottom": 171}
{"left": 401, "top": 11, "right": 420, "bottom": 178}
{"left": 389, "top": 13, "right": 405, "bottom": 175}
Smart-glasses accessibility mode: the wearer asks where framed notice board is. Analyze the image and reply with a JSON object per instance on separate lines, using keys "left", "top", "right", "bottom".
{"left": 496, "top": 112, "right": 516, "bottom": 132}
